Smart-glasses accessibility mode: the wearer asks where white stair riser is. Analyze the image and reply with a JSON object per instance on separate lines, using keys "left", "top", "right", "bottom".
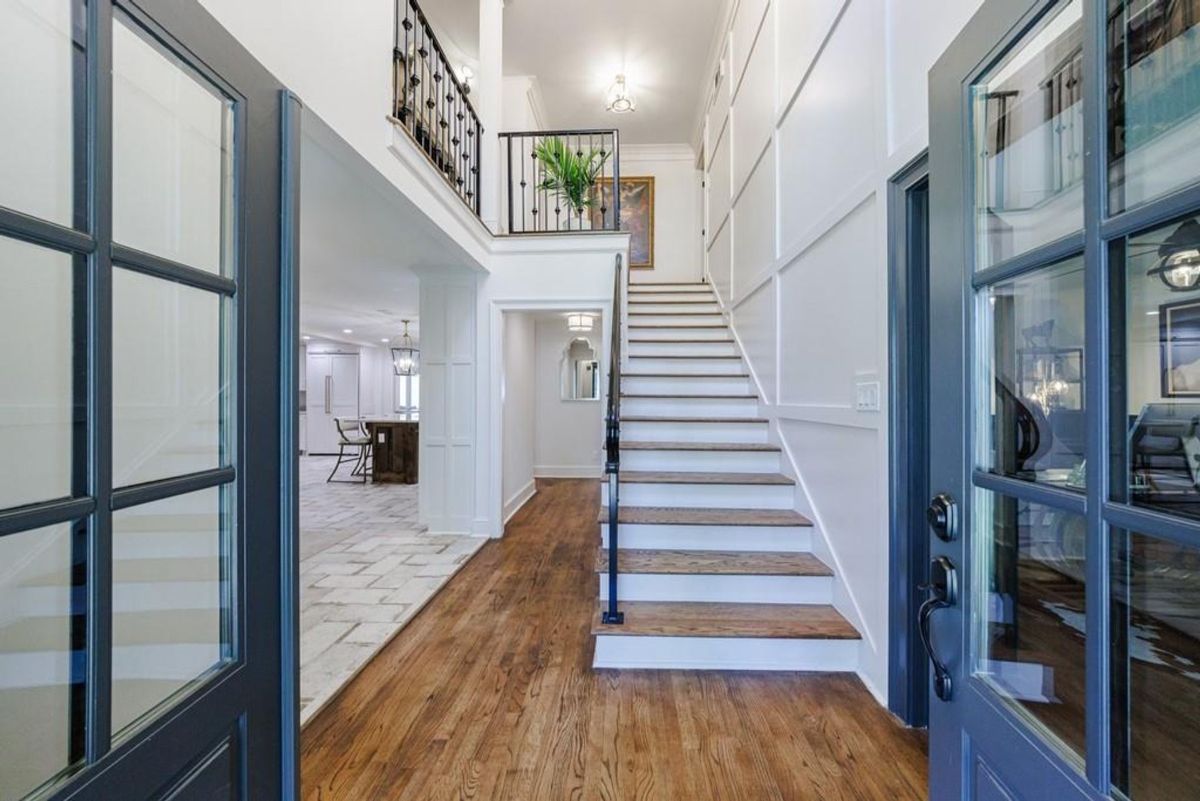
{"left": 603, "top": 481, "right": 794, "bottom": 509}
{"left": 621, "top": 420, "right": 768, "bottom": 443}
{"left": 592, "top": 635, "right": 858, "bottom": 671}
{"left": 620, "top": 448, "right": 780, "bottom": 473}
{"left": 628, "top": 340, "right": 738, "bottom": 357}
{"left": 627, "top": 303, "right": 722, "bottom": 314}
{"left": 598, "top": 574, "right": 833, "bottom": 604}
{"left": 625, "top": 357, "right": 743, "bottom": 374}
{"left": 627, "top": 313, "right": 725, "bottom": 327}
{"left": 627, "top": 291, "right": 714, "bottom": 302}
{"left": 622, "top": 375, "right": 751, "bottom": 395}
{"left": 600, "top": 523, "right": 813, "bottom": 552}
{"left": 15, "top": 582, "right": 218, "bottom": 618}
{"left": 622, "top": 396, "right": 759, "bottom": 418}
{"left": 627, "top": 326, "right": 729, "bottom": 340}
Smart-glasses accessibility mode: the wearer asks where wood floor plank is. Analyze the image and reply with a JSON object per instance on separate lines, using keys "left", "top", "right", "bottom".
{"left": 301, "top": 478, "right": 926, "bottom": 800}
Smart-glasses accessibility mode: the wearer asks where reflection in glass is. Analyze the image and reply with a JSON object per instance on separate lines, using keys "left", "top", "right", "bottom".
{"left": 0, "top": 236, "right": 79, "bottom": 510}
{"left": 1111, "top": 531, "right": 1200, "bottom": 799}
{"left": 1119, "top": 216, "right": 1200, "bottom": 518}
{"left": 0, "top": 0, "right": 81, "bottom": 226}
{"left": 112, "top": 12, "right": 233, "bottom": 275}
{"left": 111, "top": 486, "right": 230, "bottom": 737}
{"left": 979, "top": 256, "right": 1086, "bottom": 488}
{"left": 0, "top": 523, "right": 84, "bottom": 800}
{"left": 1108, "top": 0, "right": 1200, "bottom": 213}
{"left": 974, "top": 490, "right": 1086, "bottom": 760}
{"left": 112, "top": 268, "right": 229, "bottom": 488}
{"left": 561, "top": 337, "right": 600, "bottom": 401}
{"left": 972, "top": 0, "right": 1084, "bottom": 269}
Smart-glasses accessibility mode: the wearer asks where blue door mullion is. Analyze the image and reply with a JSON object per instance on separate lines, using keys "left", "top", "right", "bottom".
{"left": 85, "top": 0, "right": 115, "bottom": 764}
{"left": 1081, "top": 0, "right": 1111, "bottom": 791}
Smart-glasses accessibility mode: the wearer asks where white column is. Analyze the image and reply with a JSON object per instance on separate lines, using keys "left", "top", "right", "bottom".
{"left": 478, "top": 0, "right": 503, "bottom": 231}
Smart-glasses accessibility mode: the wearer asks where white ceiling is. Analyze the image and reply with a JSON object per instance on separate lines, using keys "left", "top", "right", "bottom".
{"left": 299, "top": 109, "right": 478, "bottom": 347}
{"left": 421, "top": 0, "right": 724, "bottom": 144}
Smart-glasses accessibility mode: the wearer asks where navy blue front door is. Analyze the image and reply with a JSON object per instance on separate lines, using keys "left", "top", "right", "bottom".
{"left": 0, "top": 1, "right": 292, "bottom": 799}
{"left": 927, "top": 0, "right": 1200, "bottom": 799}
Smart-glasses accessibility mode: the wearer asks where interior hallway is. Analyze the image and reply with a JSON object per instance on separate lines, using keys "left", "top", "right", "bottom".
{"left": 301, "top": 479, "right": 927, "bottom": 800}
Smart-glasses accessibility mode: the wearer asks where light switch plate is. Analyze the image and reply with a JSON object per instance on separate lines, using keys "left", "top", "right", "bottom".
{"left": 855, "top": 380, "right": 881, "bottom": 412}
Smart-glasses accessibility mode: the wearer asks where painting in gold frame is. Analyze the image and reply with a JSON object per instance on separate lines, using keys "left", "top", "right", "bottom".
{"left": 592, "top": 176, "right": 655, "bottom": 269}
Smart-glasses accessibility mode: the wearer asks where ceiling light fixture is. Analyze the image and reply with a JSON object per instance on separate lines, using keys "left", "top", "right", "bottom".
{"left": 1148, "top": 219, "right": 1200, "bottom": 291}
{"left": 460, "top": 64, "right": 474, "bottom": 94}
{"left": 392, "top": 319, "right": 419, "bottom": 377}
{"left": 343, "top": 328, "right": 353, "bottom": 334}
{"left": 567, "top": 313, "right": 594, "bottom": 332}
{"left": 606, "top": 74, "right": 636, "bottom": 114}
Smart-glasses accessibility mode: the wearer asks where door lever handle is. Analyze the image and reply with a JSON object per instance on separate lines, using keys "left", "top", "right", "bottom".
{"left": 919, "top": 556, "right": 957, "bottom": 702}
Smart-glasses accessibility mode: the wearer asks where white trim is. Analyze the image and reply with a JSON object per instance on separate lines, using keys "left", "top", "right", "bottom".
{"left": 489, "top": 231, "right": 630, "bottom": 256}
{"left": 621, "top": 143, "right": 697, "bottom": 162}
{"left": 503, "top": 478, "right": 537, "bottom": 523}
{"left": 534, "top": 465, "right": 601, "bottom": 479}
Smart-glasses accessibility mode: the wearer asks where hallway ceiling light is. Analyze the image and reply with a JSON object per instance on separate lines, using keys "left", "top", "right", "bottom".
{"left": 606, "top": 74, "right": 636, "bottom": 114}
{"left": 567, "top": 313, "right": 594, "bottom": 332}
{"left": 1147, "top": 219, "right": 1200, "bottom": 291}
{"left": 343, "top": 328, "right": 353, "bottom": 334}
{"left": 392, "top": 319, "right": 419, "bottom": 376}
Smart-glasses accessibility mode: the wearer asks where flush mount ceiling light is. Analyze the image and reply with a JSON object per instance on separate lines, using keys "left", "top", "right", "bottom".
{"left": 606, "top": 74, "right": 636, "bottom": 114}
{"left": 1147, "top": 219, "right": 1200, "bottom": 291}
{"left": 391, "top": 319, "right": 419, "bottom": 376}
{"left": 567, "top": 313, "right": 594, "bottom": 332}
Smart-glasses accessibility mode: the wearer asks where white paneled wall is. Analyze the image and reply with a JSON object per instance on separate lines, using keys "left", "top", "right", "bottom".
{"left": 420, "top": 279, "right": 478, "bottom": 534}
{"left": 699, "top": 0, "right": 984, "bottom": 701}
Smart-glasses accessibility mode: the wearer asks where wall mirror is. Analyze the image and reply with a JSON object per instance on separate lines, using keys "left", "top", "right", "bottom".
{"left": 560, "top": 337, "right": 599, "bottom": 401}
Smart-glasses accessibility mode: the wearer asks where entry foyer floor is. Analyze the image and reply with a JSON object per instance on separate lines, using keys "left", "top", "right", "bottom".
{"left": 301, "top": 478, "right": 927, "bottom": 800}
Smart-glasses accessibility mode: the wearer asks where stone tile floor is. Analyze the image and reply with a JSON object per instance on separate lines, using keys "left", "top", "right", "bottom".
{"left": 299, "top": 456, "right": 486, "bottom": 725}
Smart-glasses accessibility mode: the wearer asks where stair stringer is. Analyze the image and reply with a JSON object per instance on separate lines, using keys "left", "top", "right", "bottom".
{"left": 704, "top": 267, "right": 882, "bottom": 703}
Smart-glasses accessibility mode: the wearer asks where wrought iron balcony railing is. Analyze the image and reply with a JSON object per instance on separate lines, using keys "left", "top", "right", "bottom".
{"left": 499, "top": 129, "right": 621, "bottom": 234}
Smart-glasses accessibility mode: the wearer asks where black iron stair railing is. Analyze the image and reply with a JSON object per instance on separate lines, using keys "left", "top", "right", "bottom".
{"left": 603, "top": 253, "right": 624, "bottom": 624}
{"left": 392, "top": 0, "right": 482, "bottom": 216}
{"left": 499, "top": 129, "right": 621, "bottom": 234}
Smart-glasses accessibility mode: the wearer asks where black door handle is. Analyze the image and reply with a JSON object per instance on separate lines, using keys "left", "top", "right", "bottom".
{"left": 926, "top": 492, "right": 958, "bottom": 542}
{"left": 919, "top": 555, "right": 957, "bottom": 701}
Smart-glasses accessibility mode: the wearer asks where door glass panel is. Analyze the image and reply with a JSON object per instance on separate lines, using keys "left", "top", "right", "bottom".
{"left": 0, "top": 236, "right": 79, "bottom": 510}
{"left": 112, "top": 12, "right": 233, "bottom": 275}
{"left": 1117, "top": 215, "right": 1200, "bottom": 518}
{"left": 974, "top": 490, "right": 1086, "bottom": 761}
{"left": 111, "top": 486, "right": 230, "bottom": 737}
{"left": 978, "top": 256, "right": 1086, "bottom": 489}
{"left": 112, "top": 268, "right": 228, "bottom": 488}
{"left": 971, "top": 0, "right": 1084, "bottom": 269}
{"left": 0, "top": 522, "right": 83, "bottom": 800}
{"left": 0, "top": 0, "right": 80, "bottom": 227}
{"left": 1111, "top": 530, "right": 1200, "bottom": 800}
{"left": 1108, "top": 0, "right": 1200, "bottom": 214}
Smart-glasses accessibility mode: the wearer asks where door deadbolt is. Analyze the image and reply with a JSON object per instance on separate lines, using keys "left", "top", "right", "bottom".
{"left": 926, "top": 492, "right": 958, "bottom": 542}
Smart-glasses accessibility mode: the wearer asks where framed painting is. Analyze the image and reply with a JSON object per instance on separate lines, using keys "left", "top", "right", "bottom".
{"left": 593, "top": 176, "right": 655, "bottom": 269}
{"left": 1160, "top": 298, "right": 1200, "bottom": 397}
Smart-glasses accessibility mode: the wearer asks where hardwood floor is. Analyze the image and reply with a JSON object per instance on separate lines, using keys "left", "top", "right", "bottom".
{"left": 301, "top": 478, "right": 928, "bottom": 801}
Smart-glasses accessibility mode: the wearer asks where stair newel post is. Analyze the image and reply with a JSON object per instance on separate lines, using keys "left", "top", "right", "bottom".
{"left": 602, "top": 253, "right": 624, "bottom": 625}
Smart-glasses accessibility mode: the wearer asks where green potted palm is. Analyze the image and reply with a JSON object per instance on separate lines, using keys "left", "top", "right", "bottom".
{"left": 533, "top": 137, "right": 611, "bottom": 226}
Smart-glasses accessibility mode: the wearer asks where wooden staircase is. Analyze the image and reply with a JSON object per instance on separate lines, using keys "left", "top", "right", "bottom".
{"left": 592, "top": 281, "right": 860, "bottom": 670}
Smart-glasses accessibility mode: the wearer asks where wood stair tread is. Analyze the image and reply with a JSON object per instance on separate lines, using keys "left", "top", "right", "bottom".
{"left": 597, "top": 506, "right": 813, "bottom": 527}
{"left": 621, "top": 393, "right": 758, "bottom": 399}
{"left": 621, "top": 415, "right": 767, "bottom": 423}
{"left": 627, "top": 339, "right": 734, "bottom": 344}
{"left": 616, "top": 470, "right": 794, "bottom": 486}
{"left": 591, "top": 601, "right": 858, "bottom": 639}
{"left": 628, "top": 324, "right": 728, "bottom": 329}
{"left": 629, "top": 311, "right": 723, "bottom": 316}
{"left": 628, "top": 299, "right": 718, "bottom": 304}
{"left": 620, "top": 440, "right": 779, "bottom": 452}
{"left": 628, "top": 354, "right": 741, "bottom": 360}
{"left": 595, "top": 548, "right": 830, "bottom": 576}
{"left": 623, "top": 372, "right": 748, "bottom": 378}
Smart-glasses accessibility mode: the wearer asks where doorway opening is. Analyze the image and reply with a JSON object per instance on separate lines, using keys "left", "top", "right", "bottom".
{"left": 887, "top": 152, "right": 931, "bottom": 728}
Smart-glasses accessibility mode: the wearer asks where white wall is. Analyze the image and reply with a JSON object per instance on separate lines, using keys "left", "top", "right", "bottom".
{"left": 501, "top": 311, "right": 537, "bottom": 521}
{"left": 699, "top": 0, "right": 984, "bottom": 702}
{"left": 534, "top": 316, "right": 604, "bottom": 477}
{"left": 501, "top": 75, "right": 547, "bottom": 131}
{"left": 622, "top": 145, "right": 704, "bottom": 285}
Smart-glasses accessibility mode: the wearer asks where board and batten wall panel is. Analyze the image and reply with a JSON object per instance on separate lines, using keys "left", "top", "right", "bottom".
{"left": 699, "top": 0, "right": 985, "bottom": 702}
{"left": 731, "top": 3, "right": 774, "bottom": 198}
{"left": 420, "top": 278, "right": 477, "bottom": 534}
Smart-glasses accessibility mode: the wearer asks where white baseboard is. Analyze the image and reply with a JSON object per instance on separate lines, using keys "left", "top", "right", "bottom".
{"left": 503, "top": 479, "right": 537, "bottom": 524}
{"left": 534, "top": 465, "right": 601, "bottom": 479}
